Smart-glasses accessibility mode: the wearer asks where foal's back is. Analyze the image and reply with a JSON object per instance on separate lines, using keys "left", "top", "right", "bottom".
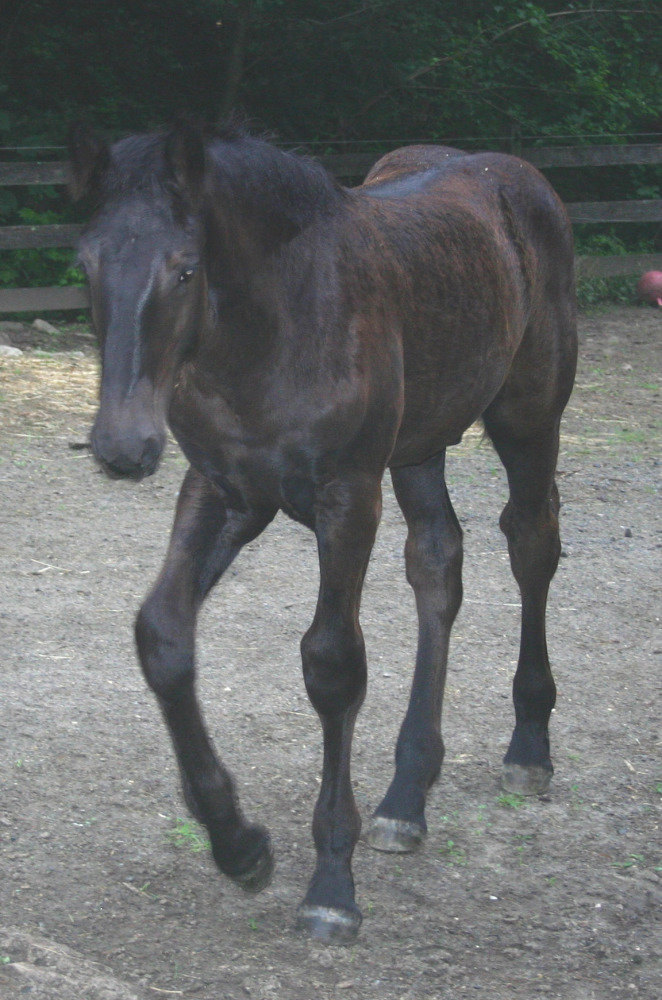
{"left": 347, "top": 144, "right": 575, "bottom": 464}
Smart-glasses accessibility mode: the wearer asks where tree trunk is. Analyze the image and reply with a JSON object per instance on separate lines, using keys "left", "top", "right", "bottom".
{"left": 219, "top": 0, "right": 252, "bottom": 121}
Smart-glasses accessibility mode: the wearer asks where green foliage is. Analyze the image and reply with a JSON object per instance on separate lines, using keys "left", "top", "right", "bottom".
{"left": 0, "top": 207, "right": 83, "bottom": 290}
{"left": 574, "top": 224, "right": 655, "bottom": 257}
{"left": 1, "top": 1, "right": 659, "bottom": 145}
{"left": 576, "top": 275, "right": 638, "bottom": 311}
{"left": 574, "top": 226, "right": 655, "bottom": 310}
{"left": 0, "top": 1, "right": 659, "bottom": 294}
{"left": 576, "top": 232, "right": 630, "bottom": 257}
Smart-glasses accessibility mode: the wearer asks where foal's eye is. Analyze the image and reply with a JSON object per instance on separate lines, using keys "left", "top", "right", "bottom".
{"left": 179, "top": 267, "right": 195, "bottom": 284}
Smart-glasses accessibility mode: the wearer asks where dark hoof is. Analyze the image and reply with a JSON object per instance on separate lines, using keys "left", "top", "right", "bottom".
{"left": 365, "top": 815, "right": 426, "bottom": 853}
{"left": 501, "top": 763, "right": 552, "bottom": 796}
{"left": 296, "top": 905, "right": 362, "bottom": 944}
{"left": 228, "top": 840, "right": 275, "bottom": 893}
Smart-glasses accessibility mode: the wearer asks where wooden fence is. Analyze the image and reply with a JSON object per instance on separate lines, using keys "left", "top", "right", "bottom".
{"left": 0, "top": 142, "right": 660, "bottom": 313}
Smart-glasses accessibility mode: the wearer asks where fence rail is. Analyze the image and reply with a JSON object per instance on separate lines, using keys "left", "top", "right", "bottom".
{"left": 1, "top": 142, "right": 660, "bottom": 313}
{"left": 0, "top": 223, "right": 81, "bottom": 249}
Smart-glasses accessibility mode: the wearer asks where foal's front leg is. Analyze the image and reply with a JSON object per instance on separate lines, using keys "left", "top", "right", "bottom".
{"left": 296, "top": 475, "right": 383, "bottom": 943}
{"left": 135, "top": 466, "right": 277, "bottom": 889}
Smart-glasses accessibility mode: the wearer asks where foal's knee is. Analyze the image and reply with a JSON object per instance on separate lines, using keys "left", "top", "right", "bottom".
{"left": 134, "top": 594, "right": 194, "bottom": 702}
{"left": 301, "top": 621, "right": 367, "bottom": 718}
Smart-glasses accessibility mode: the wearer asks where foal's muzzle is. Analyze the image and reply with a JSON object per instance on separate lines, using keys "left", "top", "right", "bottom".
{"left": 90, "top": 425, "right": 165, "bottom": 480}
{"left": 91, "top": 375, "right": 167, "bottom": 480}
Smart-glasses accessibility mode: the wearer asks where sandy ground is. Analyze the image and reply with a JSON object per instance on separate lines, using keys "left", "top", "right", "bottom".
{"left": 0, "top": 306, "right": 660, "bottom": 999}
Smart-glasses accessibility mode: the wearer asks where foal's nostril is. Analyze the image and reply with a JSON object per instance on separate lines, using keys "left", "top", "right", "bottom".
{"left": 103, "top": 453, "right": 146, "bottom": 480}
{"left": 140, "top": 436, "right": 163, "bottom": 476}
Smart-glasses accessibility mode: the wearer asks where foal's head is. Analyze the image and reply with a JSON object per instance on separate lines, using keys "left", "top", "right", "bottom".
{"left": 70, "top": 119, "right": 341, "bottom": 479}
{"left": 69, "top": 121, "right": 209, "bottom": 479}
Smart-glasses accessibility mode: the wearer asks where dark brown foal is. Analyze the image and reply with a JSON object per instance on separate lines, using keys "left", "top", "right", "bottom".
{"left": 70, "top": 119, "right": 576, "bottom": 941}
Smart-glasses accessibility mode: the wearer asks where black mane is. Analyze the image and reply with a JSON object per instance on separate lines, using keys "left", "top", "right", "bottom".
{"left": 104, "top": 124, "right": 343, "bottom": 232}
{"left": 213, "top": 135, "right": 342, "bottom": 225}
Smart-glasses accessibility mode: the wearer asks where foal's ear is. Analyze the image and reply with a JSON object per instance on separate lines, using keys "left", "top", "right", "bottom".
{"left": 165, "top": 118, "right": 207, "bottom": 207}
{"left": 67, "top": 123, "right": 110, "bottom": 202}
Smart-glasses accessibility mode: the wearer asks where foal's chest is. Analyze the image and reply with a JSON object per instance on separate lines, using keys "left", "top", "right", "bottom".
{"left": 168, "top": 380, "right": 330, "bottom": 524}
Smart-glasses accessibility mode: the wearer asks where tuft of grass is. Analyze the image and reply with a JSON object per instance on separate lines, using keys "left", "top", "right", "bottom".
{"left": 610, "top": 427, "right": 648, "bottom": 445}
{"left": 166, "top": 818, "right": 210, "bottom": 854}
{"left": 612, "top": 853, "right": 646, "bottom": 870}
{"left": 496, "top": 791, "right": 527, "bottom": 810}
{"left": 438, "top": 838, "right": 468, "bottom": 865}
{"left": 471, "top": 803, "right": 492, "bottom": 835}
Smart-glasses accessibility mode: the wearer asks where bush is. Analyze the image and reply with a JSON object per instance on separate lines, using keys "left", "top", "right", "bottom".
{"left": 576, "top": 275, "right": 638, "bottom": 311}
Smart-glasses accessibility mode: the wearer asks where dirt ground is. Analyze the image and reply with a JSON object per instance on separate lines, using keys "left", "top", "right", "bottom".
{"left": 0, "top": 306, "right": 660, "bottom": 1000}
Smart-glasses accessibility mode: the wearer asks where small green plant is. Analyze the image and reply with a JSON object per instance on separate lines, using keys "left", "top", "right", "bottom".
{"left": 439, "top": 810, "right": 460, "bottom": 824}
{"left": 1, "top": 956, "right": 10, "bottom": 965}
{"left": 248, "top": 917, "right": 258, "bottom": 931}
{"left": 439, "top": 838, "right": 468, "bottom": 865}
{"left": 166, "top": 818, "right": 210, "bottom": 853}
{"left": 471, "top": 803, "right": 492, "bottom": 835}
{"left": 496, "top": 791, "right": 526, "bottom": 810}
{"left": 569, "top": 783, "right": 585, "bottom": 810}
{"left": 513, "top": 832, "right": 535, "bottom": 862}
{"left": 613, "top": 853, "right": 646, "bottom": 870}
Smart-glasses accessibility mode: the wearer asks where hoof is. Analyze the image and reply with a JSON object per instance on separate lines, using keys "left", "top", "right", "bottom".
{"left": 229, "top": 841, "right": 275, "bottom": 893}
{"left": 365, "top": 815, "right": 426, "bottom": 854}
{"left": 296, "top": 905, "right": 362, "bottom": 944}
{"left": 501, "top": 763, "right": 552, "bottom": 796}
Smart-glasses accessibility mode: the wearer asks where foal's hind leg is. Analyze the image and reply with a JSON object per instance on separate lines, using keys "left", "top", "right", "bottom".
{"left": 135, "top": 466, "right": 277, "bottom": 889}
{"left": 483, "top": 421, "right": 563, "bottom": 795}
{"left": 296, "top": 473, "right": 382, "bottom": 943}
{"left": 366, "top": 451, "right": 463, "bottom": 853}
